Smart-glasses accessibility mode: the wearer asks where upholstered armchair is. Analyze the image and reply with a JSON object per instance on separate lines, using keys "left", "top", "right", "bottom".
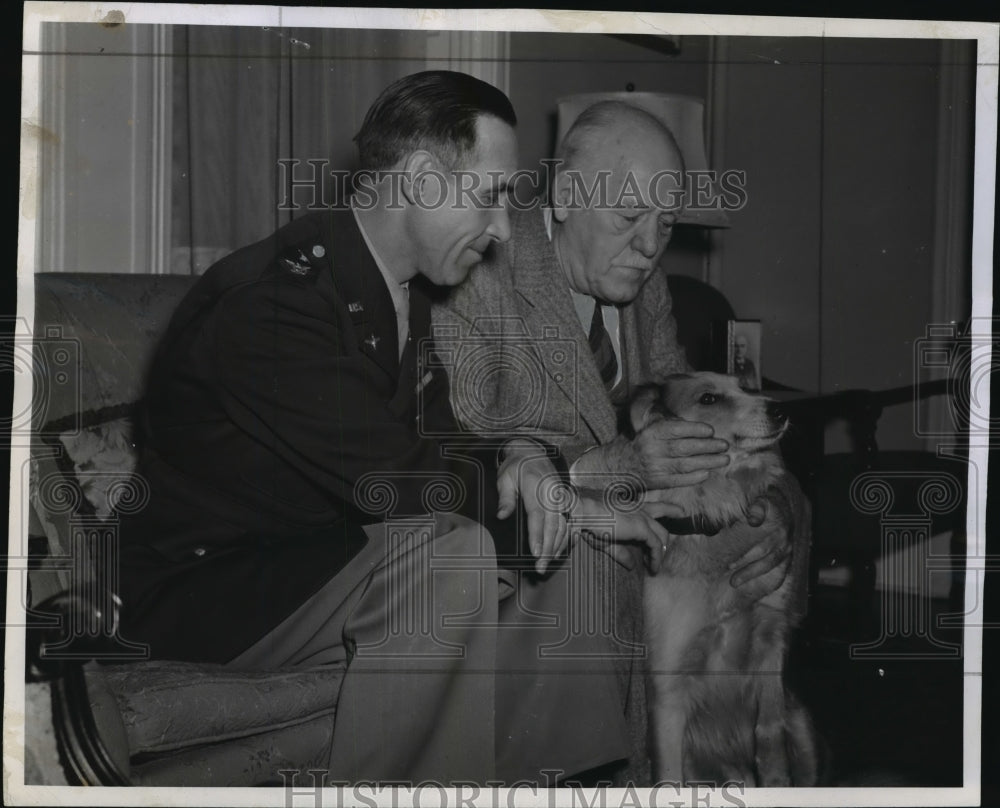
{"left": 25, "top": 274, "right": 347, "bottom": 786}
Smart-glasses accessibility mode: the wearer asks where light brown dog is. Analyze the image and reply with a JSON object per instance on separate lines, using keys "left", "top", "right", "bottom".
{"left": 633, "top": 372, "right": 818, "bottom": 786}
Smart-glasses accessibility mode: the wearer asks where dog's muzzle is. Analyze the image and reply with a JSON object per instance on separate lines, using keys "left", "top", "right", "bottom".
{"left": 766, "top": 400, "right": 788, "bottom": 428}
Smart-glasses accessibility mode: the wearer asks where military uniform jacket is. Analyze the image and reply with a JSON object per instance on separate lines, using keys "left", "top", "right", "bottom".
{"left": 119, "top": 210, "right": 508, "bottom": 661}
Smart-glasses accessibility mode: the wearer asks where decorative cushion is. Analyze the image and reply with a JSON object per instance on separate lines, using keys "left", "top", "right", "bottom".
{"left": 56, "top": 410, "right": 137, "bottom": 518}
{"left": 27, "top": 405, "right": 140, "bottom": 601}
{"left": 38, "top": 404, "right": 140, "bottom": 519}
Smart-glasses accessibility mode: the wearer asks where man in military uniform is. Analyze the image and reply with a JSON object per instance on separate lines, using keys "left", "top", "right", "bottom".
{"left": 117, "top": 72, "right": 671, "bottom": 784}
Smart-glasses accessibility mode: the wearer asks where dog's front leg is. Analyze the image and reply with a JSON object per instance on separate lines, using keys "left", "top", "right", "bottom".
{"left": 649, "top": 685, "right": 688, "bottom": 785}
{"left": 754, "top": 678, "right": 791, "bottom": 785}
{"left": 749, "top": 614, "right": 791, "bottom": 786}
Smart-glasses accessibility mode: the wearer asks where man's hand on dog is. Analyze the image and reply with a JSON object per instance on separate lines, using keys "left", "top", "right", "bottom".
{"left": 728, "top": 495, "right": 793, "bottom": 603}
{"left": 499, "top": 438, "right": 712, "bottom": 575}
{"left": 569, "top": 497, "right": 675, "bottom": 574}
{"left": 572, "top": 420, "right": 729, "bottom": 490}
{"left": 497, "top": 441, "right": 675, "bottom": 575}
{"left": 634, "top": 419, "right": 731, "bottom": 488}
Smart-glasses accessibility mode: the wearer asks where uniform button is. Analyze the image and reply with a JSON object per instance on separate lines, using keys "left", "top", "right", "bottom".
{"left": 193, "top": 547, "right": 206, "bottom": 557}
{"left": 312, "top": 244, "right": 325, "bottom": 258}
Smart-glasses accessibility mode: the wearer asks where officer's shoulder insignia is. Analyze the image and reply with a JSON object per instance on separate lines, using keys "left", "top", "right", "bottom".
{"left": 276, "top": 245, "right": 325, "bottom": 280}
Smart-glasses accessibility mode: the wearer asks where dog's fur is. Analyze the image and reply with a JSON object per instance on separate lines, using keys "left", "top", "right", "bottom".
{"left": 634, "top": 372, "right": 818, "bottom": 787}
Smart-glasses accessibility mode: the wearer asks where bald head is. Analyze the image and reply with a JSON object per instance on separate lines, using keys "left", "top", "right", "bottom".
{"left": 556, "top": 100, "right": 684, "bottom": 177}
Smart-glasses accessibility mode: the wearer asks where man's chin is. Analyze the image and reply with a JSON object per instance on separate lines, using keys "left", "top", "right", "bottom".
{"left": 444, "top": 262, "right": 477, "bottom": 287}
{"left": 431, "top": 249, "right": 486, "bottom": 287}
{"left": 602, "top": 281, "right": 647, "bottom": 304}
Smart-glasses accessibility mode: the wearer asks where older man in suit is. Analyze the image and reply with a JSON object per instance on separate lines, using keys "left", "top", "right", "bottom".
{"left": 433, "top": 101, "right": 802, "bottom": 783}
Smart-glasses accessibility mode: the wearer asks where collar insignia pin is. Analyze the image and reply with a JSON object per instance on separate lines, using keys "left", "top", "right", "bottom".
{"left": 365, "top": 334, "right": 381, "bottom": 350}
{"left": 282, "top": 257, "right": 310, "bottom": 275}
{"left": 348, "top": 301, "right": 364, "bottom": 313}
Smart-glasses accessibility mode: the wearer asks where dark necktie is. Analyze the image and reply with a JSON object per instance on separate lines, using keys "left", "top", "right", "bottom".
{"left": 589, "top": 302, "right": 619, "bottom": 389}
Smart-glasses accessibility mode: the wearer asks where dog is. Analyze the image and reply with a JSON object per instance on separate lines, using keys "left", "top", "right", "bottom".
{"left": 629, "top": 372, "right": 819, "bottom": 787}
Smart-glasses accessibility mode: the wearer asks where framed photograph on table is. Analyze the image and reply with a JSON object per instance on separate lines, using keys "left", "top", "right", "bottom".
{"left": 727, "top": 320, "right": 762, "bottom": 392}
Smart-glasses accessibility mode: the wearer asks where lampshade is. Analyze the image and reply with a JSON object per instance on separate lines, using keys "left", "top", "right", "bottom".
{"left": 555, "top": 92, "right": 730, "bottom": 227}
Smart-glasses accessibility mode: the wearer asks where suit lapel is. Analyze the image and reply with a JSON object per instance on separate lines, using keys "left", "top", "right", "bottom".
{"left": 509, "top": 210, "right": 619, "bottom": 445}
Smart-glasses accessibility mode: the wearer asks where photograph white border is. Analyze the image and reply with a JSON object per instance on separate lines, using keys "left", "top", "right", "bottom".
{"left": 10, "top": 4, "right": 997, "bottom": 807}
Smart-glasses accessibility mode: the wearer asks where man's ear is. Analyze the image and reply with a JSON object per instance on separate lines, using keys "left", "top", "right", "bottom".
{"left": 550, "top": 170, "right": 573, "bottom": 224}
{"left": 400, "top": 150, "right": 440, "bottom": 206}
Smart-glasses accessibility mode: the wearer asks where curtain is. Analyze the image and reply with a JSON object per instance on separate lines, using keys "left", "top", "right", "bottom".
{"left": 170, "top": 26, "right": 433, "bottom": 275}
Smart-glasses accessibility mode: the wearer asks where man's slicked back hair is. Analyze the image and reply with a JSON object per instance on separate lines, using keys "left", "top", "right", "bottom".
{"left": 354, "top": 70, "right": 517, "bottom": 172}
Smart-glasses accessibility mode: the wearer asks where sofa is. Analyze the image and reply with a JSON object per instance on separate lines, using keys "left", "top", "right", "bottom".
{"left": 24, "top": 273, "right": 348, "bottom": 786}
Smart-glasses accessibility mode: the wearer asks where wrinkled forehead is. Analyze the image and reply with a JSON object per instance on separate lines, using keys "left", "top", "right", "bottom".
{"left": 590, "top": 141, "right": 685, "bottom": 212}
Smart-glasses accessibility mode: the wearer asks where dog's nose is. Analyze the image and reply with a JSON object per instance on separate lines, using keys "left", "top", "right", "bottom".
{"left": 766, "top": 400, "right": 788, "bottom": 423}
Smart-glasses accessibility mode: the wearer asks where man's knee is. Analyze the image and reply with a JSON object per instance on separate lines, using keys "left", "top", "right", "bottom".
{"left": 430, "top": 512, "right": 498, "bottom": 563}
{"left": 423, "top": 514, "right": 500, "bottom": 622}
{"left": 351, "top": 514, "right": 499, "bottom": 653}
{"left": 363, "top": 512, "right": 497, "bottom": 564}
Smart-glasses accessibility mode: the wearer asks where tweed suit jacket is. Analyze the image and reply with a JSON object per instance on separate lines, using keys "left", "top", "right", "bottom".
{"left": 433, "top": 206, "right": 688, "bottom": 464}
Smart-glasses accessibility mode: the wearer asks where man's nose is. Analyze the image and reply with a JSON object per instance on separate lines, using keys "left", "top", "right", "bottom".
{"left": 631, "top": 214, "right": 661, "bottom": 258}
{"left": 485, "top": 204, "right": 512, "bottom": 244}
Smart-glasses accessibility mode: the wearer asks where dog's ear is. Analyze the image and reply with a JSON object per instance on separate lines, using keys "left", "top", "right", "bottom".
{"left": 617, "top": 400, "right": 638, "bottom": 439}
{"left": 625, "top": 386, "right": 661, "bottom": 436}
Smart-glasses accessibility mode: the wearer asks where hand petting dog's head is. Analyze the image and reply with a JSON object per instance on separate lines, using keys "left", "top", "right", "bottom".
{"left": 630, "top": 372, "right": 788, "bottom": 458}
{"left": 630, "top": 372, "right": 788, "bottom": 531}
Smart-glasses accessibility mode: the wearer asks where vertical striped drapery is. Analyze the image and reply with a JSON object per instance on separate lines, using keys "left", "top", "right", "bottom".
{"left": 170, "top": 26, "right": 433, "bottom": 275}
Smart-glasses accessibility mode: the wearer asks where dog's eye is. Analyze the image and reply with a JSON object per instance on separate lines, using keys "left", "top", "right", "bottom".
{"left": 699, "top": 393, "right": 719, "bottom": 405}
